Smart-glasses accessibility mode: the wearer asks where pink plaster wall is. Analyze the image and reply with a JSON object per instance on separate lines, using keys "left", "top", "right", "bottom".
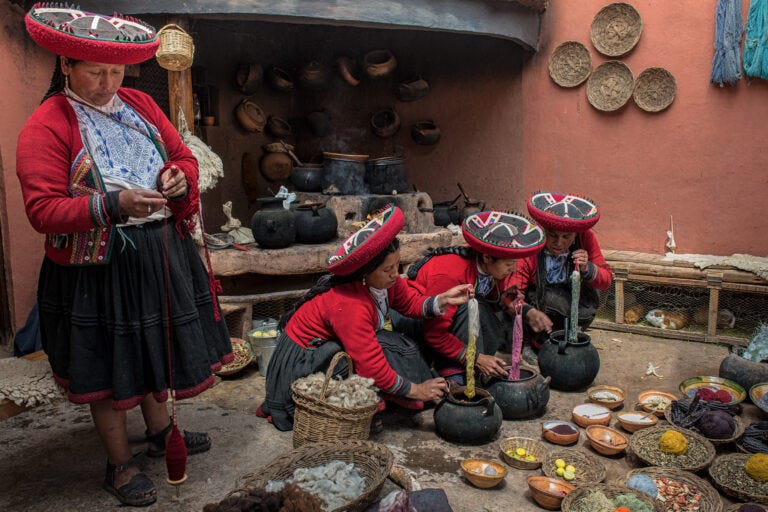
{"left": 519, "top": 0, "right": 768, "bottom": 255}
{"left": 0, "top": 2, "right": 52, "bottom": 329}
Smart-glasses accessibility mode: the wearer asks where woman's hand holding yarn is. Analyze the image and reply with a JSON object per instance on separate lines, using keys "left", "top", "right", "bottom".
{"left": 436, "top": 283, "right": 474, "bottom": 310}
{"left": 118, "top": 188, "right": 167, "bottom": 218}
{"left": 159, "top": 165, "right": 187, "bottom": 199}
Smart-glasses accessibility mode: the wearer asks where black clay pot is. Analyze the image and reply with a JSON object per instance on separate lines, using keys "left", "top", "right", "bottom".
{"left": 411, "top": 120, "right": 441, "bottom": 145}
{"left": 322, "top": 153, "right": 369, "bottom": 195}
{"left": 293, "top": 202, "right": 338, "bottom": 244}
{"left": 290, "top": 164, "right": 324, "bottom": 192}
{"left": 433, "top": 201, "right": 461, "bottom": 226}
{"left": 235, "top": 63, "right": 263, "bottom": 95}
{"left": 299, "top": 61, "right": 331, "bottom": 90}
{"left": 250, "top": 197, "right": 296, "bottom": 249}
{"left": 307, "top": 110, "right": 331, "bottom": 137}
{"left": 486, "top": 368, "right": 551, "bottom": 420}
{"left": 266, "top": 67, "right": 295, "bottom": 93}
{"left": 538, "top": 330, "right": 600, "bottom": 391}
{"left": 370, "top": 108, "right": 401, "bottom": 138}
{"left": 720, "top": 345, "right": 768, "bottom": 398}
{"left": 266, "top": 116, "right": 292, "bottom": 138}
{"left": 365, "top": 156, "right": 408, "bottom": 194}
{"left": 433, "top": 387, "right": 502, "bottom": 445}
{"left": 396, "top": 77, "right": 430, "bottom": 102}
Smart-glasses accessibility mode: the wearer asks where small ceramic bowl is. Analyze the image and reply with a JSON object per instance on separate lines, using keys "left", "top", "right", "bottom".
{"left": 750, "top": 382, "right": 768, "bottom": 413}
{"left": 585, "top": 425, "right": 628, "bottom": 456}
{"left": 616, "top": 411, "right": 658, "bottom": 432}
{"left": 460, "top": 458, "right": 507, "bottom": 489}
{"left": 541, "top": 420, "right": 580, "bottom": 445}
{"left": 679, "top": 375, "right": 746, "bottom": 405}
{"left": 572, "top": 403, "right": 612, "bottom": 428}
{"left": 637, "top": 390, "right": 677, "bottom": 417}
{"left": 526, "top": 475, "right": 575, "bottom": 510}
{"left": 587, "top": 385, "right": 626, "bottom": 410}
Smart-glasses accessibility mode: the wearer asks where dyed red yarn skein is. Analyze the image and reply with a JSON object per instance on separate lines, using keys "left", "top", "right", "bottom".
{"left": 166, "top": 423, "right": 188, "bottom": 484}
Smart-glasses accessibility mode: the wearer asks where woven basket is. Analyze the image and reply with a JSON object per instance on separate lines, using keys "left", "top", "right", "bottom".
{"left": 291, "top": 351, "right": 378, "bottom": 448}
{"left": 155, "top": 24, "right": 194, "bottom": 71}
{"left": 590, "top": 2, "right": 643, "bottom": 57}
{"left": 233, "top": 440, "right": 393, "bottom": 512}
{"left": 586, "top": 60, "right": 634, "bottom": 112}
{"left": 619, "top": 466, "right": 723, "bottom": 512}
{"left": 562, "top": 483, "right": 663, "bottom": 512}
{"left": 633, "top": 67, "right": 677, "bottom": 112}
{"left": 724, "top": 504, "right": 768, "bottom": 512}
{"left": 629, "top": 425, "right": 717, "bottom": 472}
{"left": 709, "top": 453, "right": 768, "bottom": 505}
{"left": 664, "top": 406, "right": 745, "bottom": 445}
{"left": 500, "top": 437, "right": 547, "bottom": 470}
{"left": 548, "top": 41, "right": 592, "bottom": 88}
{"left": 215, "top": 339, "right": 253, "bottom": 377}
{"left": 542, "top": 447, "right": 606, "bottom": 485}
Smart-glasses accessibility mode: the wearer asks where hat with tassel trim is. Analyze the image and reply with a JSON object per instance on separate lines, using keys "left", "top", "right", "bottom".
{"left": 327, "top": 204, "right": 404, "bottom": 275}
{"left": 25, "top": 3, "right": 159, "bottom": 65}
{"left": 527, "top": 191, "right": 601, "bottom": 233}
{"left": 462, "top": 211, "right": 545, "bottom": 259}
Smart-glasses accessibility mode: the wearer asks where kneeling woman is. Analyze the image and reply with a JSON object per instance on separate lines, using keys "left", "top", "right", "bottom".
{"left": 407, "top": 211, "right": 545, "bottom": 385}
{"left": 259, "top": 205, "right": 472, "bottom": 431}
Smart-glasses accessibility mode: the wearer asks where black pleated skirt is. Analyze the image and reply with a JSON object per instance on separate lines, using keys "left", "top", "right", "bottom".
{"left": 37, "top": 220, "right": 232, "bottom": 410}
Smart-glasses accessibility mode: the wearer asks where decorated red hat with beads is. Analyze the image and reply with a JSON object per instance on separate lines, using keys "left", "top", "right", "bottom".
{"left": 527, "top": 191, "right": 600, "bottom": 233}
{"left": 462, "top": 211, "right": 545, "bottom": 259}
{"left": 25, "top": 4, "right": 159, "bottom": 65}
{"left": 326, "top": 204, "right": 405, "bottom": 275}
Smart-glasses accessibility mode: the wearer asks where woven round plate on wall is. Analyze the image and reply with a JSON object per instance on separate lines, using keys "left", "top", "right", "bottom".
{"left": 548, "top": 41, "right": 592, "bottom": 87}
{"left": 590, "top": 2, "right": 643, "bottom": 57}
{"left": 586, "top": 60, "right": 634, "bottom": 112}
{"left": 633, "top": 67, "right": 677, "bottom": 112}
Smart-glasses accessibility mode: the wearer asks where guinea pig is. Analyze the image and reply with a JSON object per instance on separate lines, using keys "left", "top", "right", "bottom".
{"left": 624, "top": 304, "right": 645, "bottom": 324}
{"left": 693, "top": 307, "right": 736, "bottom": 329}
{"left": 645, "top": 309, "right": 690, "bottom": 330}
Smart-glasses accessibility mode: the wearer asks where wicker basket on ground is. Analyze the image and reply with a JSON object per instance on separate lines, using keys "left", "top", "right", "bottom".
{"left": 561, "top": 483, "right": 663, "bottom": 512}
{"left": 291, "top": 351, "right": 378, "bottom": 448}
{"left": 500, "top": 437, "right": 547, "bottom": 470}
{"left": 629, "top": 425, "right": 717, "bottom": 472}
{"left": 724, "top": 504, "right": 768, "bottom": 512}
{"left": 709, "top": 453, "right": 768, "bottom": 505}
{"left": 619, "top": 466, "right": 723, "bottom": 512}
{"left": 232, "top": 440, "right": 393, "bottom": 512}
{"left": 542, "top": 447, "right": 606, "bottom": 485}
{"left": 664, "top": 406, "right": 745, "bottom": 446}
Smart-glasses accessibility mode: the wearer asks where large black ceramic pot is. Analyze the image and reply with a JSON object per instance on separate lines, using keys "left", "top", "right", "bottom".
{"left": 538, "top": 330, "right": 600, "bottom": 391}
{"left": 486, "top": 368, "right": 551, "bottom": 420}
{"left": 720, "top": 345, "right": 768, "bottom": 397}
{"left": 250, "top": 197, "right": 296, "bottom": 249}
{"left": 293, "top": 202, "right": 338, "bottom": 244}
{"left": 290, "top": 164, "right": 324, "bottom": 192}
{"left": 433, "top": 387, "right": 502, "bottom": 445}
{"left": 322, "top": 153, "right": 369, "bottom": 195}
{"left": 365, "top": 156, "right": 408, "bottom": 195}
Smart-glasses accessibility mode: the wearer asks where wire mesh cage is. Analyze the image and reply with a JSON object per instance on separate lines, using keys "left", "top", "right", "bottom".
{"left": 594, "top": 278, "right": 768, "bottom": 342}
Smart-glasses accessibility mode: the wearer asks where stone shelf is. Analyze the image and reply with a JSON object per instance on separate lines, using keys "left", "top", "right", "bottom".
{"left": 206, "top": 229, "right": 454, "bottom": 277}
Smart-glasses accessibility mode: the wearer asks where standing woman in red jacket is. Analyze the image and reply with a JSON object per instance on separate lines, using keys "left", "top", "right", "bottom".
{"left": 16, "top": 7, "right": 231, "bottom": 507}
{"left": 511, "top": 192, "right": 613, "bottom": 360}
{"left": 407, "top": 211, "right": 546, "bottom": 386}
{"left": 258, "top": 205, "right": 472, "bottom": 431}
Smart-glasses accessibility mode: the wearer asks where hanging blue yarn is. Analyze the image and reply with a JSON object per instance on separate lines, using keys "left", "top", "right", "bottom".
{"left": 711, "top": 0, "right": 744, "bottom": 86}
{"left": 744, "top": 0, "right": 768, "bottom": 79}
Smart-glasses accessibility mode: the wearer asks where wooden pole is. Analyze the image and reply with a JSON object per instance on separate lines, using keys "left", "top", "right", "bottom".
{"left": 165, "top": 18, "right": 193, "bottom": 130}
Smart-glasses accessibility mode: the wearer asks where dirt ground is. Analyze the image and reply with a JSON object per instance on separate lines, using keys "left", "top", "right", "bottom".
{"left": 0, "top": 328, "right": 761, "bottom": 511}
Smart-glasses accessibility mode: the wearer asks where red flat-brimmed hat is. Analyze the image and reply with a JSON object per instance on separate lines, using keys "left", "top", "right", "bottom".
{"left": 25, "top": 4, "right": 159, "bottom": 65}
{"left": 527, "top": 191, "right": 600, "bottom": 233}
{"left": 462, "top": 211, "right": 545, "bottom": 259}
{"left": 326, "top": 204, "right": 405, "bottom": 275}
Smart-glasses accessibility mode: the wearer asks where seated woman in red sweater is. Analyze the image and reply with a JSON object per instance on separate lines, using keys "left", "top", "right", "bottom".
{"left": 258, "top": 205, "right": 472, "bottom": 431}
{"left": 511, "top": 192, "right": 613, "bottom": 358}
{"left": 406, "top": 211, "right": 546, "bottom": 386}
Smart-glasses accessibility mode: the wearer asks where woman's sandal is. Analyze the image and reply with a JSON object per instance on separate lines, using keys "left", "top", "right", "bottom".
{"left": 145, "top": 417, "right": 212, "bottom": 457}
{"left": 103, "top": 460, "right": 157, "bottom": 507}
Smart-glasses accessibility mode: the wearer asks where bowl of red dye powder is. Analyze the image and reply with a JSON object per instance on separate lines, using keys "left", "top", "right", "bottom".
{"left": 541, "top": 420, "right": 580, "bottom": 445}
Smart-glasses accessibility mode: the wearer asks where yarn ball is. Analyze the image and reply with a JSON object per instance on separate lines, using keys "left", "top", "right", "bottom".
{"left": 659, "top": 430, "right": 688, "bottom": 455}
{"left": 737, "top": 505, "right": 767, "bottom": 512}
{"left": 746, "top": 453, "right": 768, "bottom": 482}
{"left": 626, "top": 473, "right": 659, "bottom": 497}
{"left": 698, "top": 409, "right": 735, "bottom": 439}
